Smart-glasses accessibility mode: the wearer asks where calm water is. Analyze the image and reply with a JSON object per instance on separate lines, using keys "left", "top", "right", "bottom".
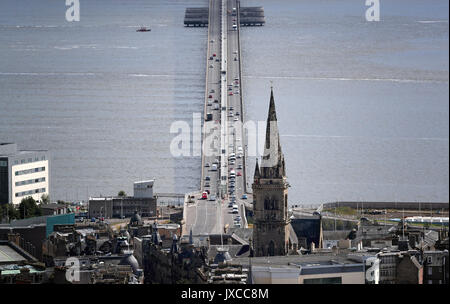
{"left": 0, "top": 0, "right": 448, "bottom": 205}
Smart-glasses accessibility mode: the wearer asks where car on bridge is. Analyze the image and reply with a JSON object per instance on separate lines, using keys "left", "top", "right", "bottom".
{"left": 205, "top": 163, "right": 210, "bottom": 167}
{"left": 209, "top": 195, "right": 216, "bottom": 201}
{"left": 237, "top": 172, "right": 242, "bottom": 176}
{"left": 202, "top": 192, "right": 208, "bottom": 199}
{"left": 205, "top": 176, "right": 210, "bottom": 181}
{"left": 228, "top": 92, "right": 233, "bottom": 96}
{"left": 213, "top": 53, "right": 216, "bottom": 57}
{"left": 241, "top": 194, "right": 247, "bottom": 199}
{"left": 204, "top": 182, "right": 210, "bottom": 187}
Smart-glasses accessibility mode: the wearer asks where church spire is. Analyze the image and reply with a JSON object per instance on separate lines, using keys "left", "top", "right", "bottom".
{"left": 260, "top": 87, "right": 285, "bottom": 178}
{"left": 254, "top": 158, "right": 260, "bottom": 179}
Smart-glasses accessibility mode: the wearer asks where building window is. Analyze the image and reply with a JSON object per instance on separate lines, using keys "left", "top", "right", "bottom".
{"left": 428, "top": 268, "right": 432, "bottom": 275}
{"left": 15, "top": 187, "right": 46, "bottom": 198}
{"left": 15, "top": 177, "right": 45, "bottom": 187}
{"left": 427, "top": 256, "right": 432, "bottom": 264}
{"left": 15, "top": 166, "right": 45, "bottom": 176}
{"left": 304, "top": 277, "right": 342, "bottom": 284}
{"left": 0, "top": 160, "right": 7, "bottom": 167}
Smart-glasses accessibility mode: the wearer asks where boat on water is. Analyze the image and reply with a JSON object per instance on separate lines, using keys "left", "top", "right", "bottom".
{"left": 136, "top": 26, "right": 151, "bottom": 32}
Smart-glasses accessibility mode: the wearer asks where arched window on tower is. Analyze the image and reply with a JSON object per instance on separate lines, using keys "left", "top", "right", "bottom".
{"left": 270, "top": 197, "right": 277, "bottom": 210}
{"left": 264, "top": 197, "right": 270, "bottom": 210}
{"left": 285, "top": 194, "right": 288, "bottom": 217}
{"left": 268, "top": 240, "right": 275, "bottom": 256}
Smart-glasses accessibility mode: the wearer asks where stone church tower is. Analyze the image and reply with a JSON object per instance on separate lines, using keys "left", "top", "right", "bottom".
{"left": 252, "top": 88, "right": 295, "bottom": 257}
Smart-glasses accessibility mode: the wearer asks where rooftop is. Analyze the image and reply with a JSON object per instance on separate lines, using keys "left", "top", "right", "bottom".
{"left": 0, "top": 143, "right": 48, "bottom": 157}
{"left": 0, "top": 244, "right": 28, "bottom": 264}
{"left": 41, "top": 204, "right": 67, "bottom": 210}
{"left": 232, "top": 253, "right": 364, "bottom": 269}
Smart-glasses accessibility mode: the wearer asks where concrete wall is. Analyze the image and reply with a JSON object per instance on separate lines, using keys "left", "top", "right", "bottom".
{"left": 324, "top": 201, "right": 448, "bottom": 211}
{"left": 251, "top": 265, "right": 364, "bottom": 284}
{"left": 299, "top": 272, "right": 364, "bottom": 284}
{"left": 133, "top": 180, "right": 154, "bottom": 198}
{"left": 251, "top": 266, "right": 299, "bottom": 284}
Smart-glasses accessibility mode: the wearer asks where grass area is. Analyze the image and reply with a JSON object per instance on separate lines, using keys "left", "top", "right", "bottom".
{"left": 323, "top": 207, "right": 357, "bottom": 216}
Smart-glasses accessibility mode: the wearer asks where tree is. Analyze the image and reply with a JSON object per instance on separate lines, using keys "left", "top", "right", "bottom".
{"left": 41, "top": 193, "right": 50, "bottom": 204}
{"left": 0, "top": 204, "right": 20, "bottom": 222}
{"left": 18, "top": 197, "right": 42, "bottom": 219}
{"left": 118, "top": 190, "right": 126, "bottom": 197}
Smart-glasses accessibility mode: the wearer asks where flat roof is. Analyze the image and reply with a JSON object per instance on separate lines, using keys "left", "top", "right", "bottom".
{"left": 41, "top": 204, "right": 67, "bottom": 209}
{"left": 134, "top": 180, "right": 155, "bottom": 184}
{"left": 232, "top": 254, "right": 362, "bottom": 268}
{"left": 0, "top": 245, "right": 28, "bottom": 263}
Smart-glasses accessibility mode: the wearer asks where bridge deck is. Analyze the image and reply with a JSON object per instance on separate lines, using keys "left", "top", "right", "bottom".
{"left": 183, "top": 0, "right": 252, "bottom": 236}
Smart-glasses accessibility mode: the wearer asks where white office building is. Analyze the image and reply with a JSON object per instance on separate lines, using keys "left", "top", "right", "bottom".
{"left": 0, "top": 143, "right": 50, "bottom": 205}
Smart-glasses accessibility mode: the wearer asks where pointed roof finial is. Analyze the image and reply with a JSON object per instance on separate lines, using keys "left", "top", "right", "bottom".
{"left": 267, "top": 86, "right": 277, "bottom": 124}
{"left": 254, "top": 158, "right": 260, "bottom": 178}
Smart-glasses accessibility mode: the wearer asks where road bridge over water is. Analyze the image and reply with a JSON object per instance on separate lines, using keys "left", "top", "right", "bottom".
{"left": 182, "top": 0, "right": 260, "bottom": 236}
